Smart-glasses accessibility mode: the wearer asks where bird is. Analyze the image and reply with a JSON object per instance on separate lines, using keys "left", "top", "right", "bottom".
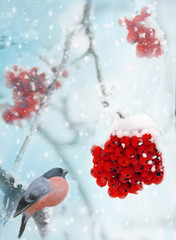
{"left": 13, "top": 167, "right": 69, "bottom": 238}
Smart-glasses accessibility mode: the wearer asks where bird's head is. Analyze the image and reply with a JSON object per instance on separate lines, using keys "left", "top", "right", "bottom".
{"left": 43, "top": 168, "right": 68, "bottom": 179}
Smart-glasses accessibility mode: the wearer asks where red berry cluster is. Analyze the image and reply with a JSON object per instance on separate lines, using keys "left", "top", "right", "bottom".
{"left": 2, "top": 65, "right": 65, "bottom": 123}
{"left": 118, "top": 7, "right": 164, "bottom": 58}
{"left": 90, "top": 133, "right": 164, "bottom": 199}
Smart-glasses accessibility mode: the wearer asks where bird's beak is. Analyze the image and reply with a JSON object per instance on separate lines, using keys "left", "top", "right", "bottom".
{"left": 63, "top": 170, "right": 68, "bottom": 177}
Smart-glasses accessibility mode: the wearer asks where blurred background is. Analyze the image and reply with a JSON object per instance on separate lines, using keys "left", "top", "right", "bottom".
{"left": 0, "top": 0, "right": 175, "bottom": 239}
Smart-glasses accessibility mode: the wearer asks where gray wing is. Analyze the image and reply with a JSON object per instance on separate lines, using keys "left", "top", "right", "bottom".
{"left": 13, "top": 176, "right": 50, "bottom": 218}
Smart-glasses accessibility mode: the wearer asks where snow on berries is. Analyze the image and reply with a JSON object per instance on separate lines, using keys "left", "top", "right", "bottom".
{"left": 1, "top": 65, "right": 65, "bottom": 123}
{"left": 118, "top": 6, "right": 167, "bottom": 58}
{"left": 90, "top": 114, "right": 164, "bottom": 199}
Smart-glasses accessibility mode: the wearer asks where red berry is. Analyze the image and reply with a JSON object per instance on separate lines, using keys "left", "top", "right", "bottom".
{"left": 133, "top": 15, "right": 145, "bottom": 26}
{"left": 92, "top": 157, "right": 102, "bottom": 164}
{"left": 119, "top": 174, "right": 130, "bottom": 183}
{"left": 118, "top": 183, "right": 130, "bottom": 194}
{"left": 112, "top": 162, "right": 123, "bottom": 173}
{"left": 130, "top": 173, "right": 141, "bottom": 184}
{"left": 19, "top": 71, "right": 29, "bottom": 83}
{"left": 108, "top": 178, "right": 120, "bottom": 188}
{"left": 118, "top": 156, "right": 131, "bottom": 166}
{"left": 101, "top": 150, "right": 110, "bottom": 160}
{"left": 131, "top": 136, "right": 142, "bottom": 148}
{"left": 103, "top": 161, "right": 114, "bottom": 171}
{"left": 142, "top": 172, "right": 154, "bottom": 185}
{"left": 139, "top": 155, "right": 149, "bottom": 165}
{"left": 131, "top": 156, "right": 139, "bottom": 165}
{"left": 129, "top": 182, "right": 143, "bottom": 194}
{"left": 115, "top": 146, "right": 124, "bottom": 157}
{"left": 148, "top": 143, "right": 157, "bottom": 153}
{"left": 96, "top": 177, "right": 107, "bottom": 187}
{"left": 110, "top": 134, "right": 121, "bottom": 147}
{"left": 109, "top": 153, "right": 117, "bottom": 161}
{"left": 142, "top": 133, "right": 152, "bottom": 145}
{"left": 2, "top": 109, "right": 17, "bottom": 123}
{"left": 120, "top": 136, "right": 130, "bottom": 147}
{"left": 104, "top": 140, "right": 114, "bottom": 152}
{"left": 125, "top": 146, "right": 136, "bottom": 158}
{"left": 93, "top": 160, "right": 104, "bottom": 170}
{"left": 137, "top": 144, "right": 148, "bottom": 155}
{"left": 152, "top": 171, "right": 164, "bottom": 184}
{"left": 143, "top": 164, "right": 153, "bottom": 172}
{"left": 121, "top": 166, "right": 134, "bottom": 178}
{"left": 133, "top": 163, "right": 143, "bottom": 172}
{"left": 108, "top": 187, "right": 119, "bottom": 198}
{"left": 127, "top": 31, "right": 138, "bottom": 44}
{"left": 141, "top": 7, "right": 151, "bottom": 18}
{"left": 90, "top": 167, "right": 102, "bottom": 178}
{"left": 100, "top": 171, "right": 112, "bottom": 181}
{"left": 90, "top": 145, "right": 102, "bottom": 157}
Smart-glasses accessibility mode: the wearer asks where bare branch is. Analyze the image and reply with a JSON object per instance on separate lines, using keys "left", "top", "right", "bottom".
{"left": 13, "top": 30, "right": 75, "bottom": 171}
{"left": 37, "top": 126, "right": 93, "bottom": 217}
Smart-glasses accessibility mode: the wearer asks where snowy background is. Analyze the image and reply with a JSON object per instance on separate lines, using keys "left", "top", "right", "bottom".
{"left": 0, "top": 0, "right": 175, "bottom": 240}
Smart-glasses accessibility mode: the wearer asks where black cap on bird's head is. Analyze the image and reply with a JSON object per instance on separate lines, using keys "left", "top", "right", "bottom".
{"left": 43, "top": 168, "right": 68, "bottom": 179}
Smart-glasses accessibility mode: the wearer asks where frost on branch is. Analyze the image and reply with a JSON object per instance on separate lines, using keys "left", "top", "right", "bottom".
{"left": 119, "top": 6, "right": 167, "bottom": 58}
{"left": 90, "top": 114, "right": 164, "bottom": 198}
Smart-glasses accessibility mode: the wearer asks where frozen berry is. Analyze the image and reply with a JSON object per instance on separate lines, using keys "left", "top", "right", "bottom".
{"left": 131, "top": 136, "right": 142, "bottom": 148}
{"left": 127, "top": 31, "right": 138, "bottom": 44}
{"left": 137, "top": 144, "right": 148, "bottom": 155}
{"left": 142, "top": 133, "right": 152, "bottom": 145}
{"left": 148, "top": 143, "right": 157, "bottom": 153}
{"left": 129, "top": 182, "right": 143, "bottom": 194}
{"left": 120, "top": 136, "right": 130, "bottom": 147}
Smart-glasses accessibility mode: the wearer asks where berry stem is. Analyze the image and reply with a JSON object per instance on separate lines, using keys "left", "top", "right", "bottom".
{"left": 73, "top": 0, "right": 124, "bottom": 118}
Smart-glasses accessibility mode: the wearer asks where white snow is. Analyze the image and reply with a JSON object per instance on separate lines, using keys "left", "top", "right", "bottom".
{"left": 110, "top": 114, "right": 161, "bottom": 148}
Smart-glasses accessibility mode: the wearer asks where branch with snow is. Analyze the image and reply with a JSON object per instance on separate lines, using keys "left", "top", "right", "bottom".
{"left": 0, "top": 167, "right": 48, "bottom": 238}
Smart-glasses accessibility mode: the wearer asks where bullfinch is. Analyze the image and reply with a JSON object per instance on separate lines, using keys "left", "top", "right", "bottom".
{"left": 13, "top": 167, "right": 69, "bottom": 238}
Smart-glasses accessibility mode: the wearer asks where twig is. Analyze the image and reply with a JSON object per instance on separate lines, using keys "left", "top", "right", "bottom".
{"left": 13, "top": 30, "right": 75, "bottom": 171}
{"left": 37, "top": 125, "right": 93, "bottom": 217}
{"left": 73, "top": 0, "right": 124, "bottom": 118}
{"left": 0, "top": 167, "right": 48, "bottom": 238}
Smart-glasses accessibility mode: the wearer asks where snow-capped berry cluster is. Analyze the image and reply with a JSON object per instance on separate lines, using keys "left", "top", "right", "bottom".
{"left": 90, "top": 115, "right": 164, "bottom": 199}
{"left": 118, "top": 7, "right": 166, "bottom": 58}
{"left": 2, "top": 65, "right": 65, "bottom": 123}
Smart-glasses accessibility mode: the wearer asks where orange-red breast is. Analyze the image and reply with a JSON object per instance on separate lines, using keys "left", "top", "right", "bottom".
{"left": 13, "top": 168, "right": 69, "bottom": 238}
